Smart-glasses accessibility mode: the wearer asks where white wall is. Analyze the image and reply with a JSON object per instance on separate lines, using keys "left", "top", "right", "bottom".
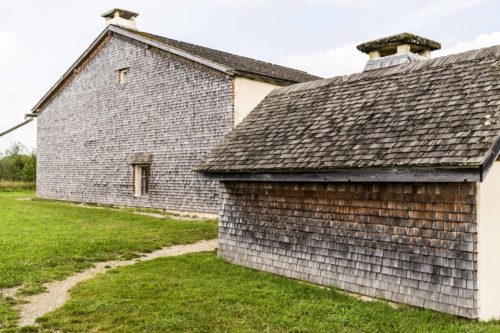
{"left": 233, "top": 77, "right": 281, "bottom": 126}
{"left": 478, "top": 161, "right": 500, "bottom": 320}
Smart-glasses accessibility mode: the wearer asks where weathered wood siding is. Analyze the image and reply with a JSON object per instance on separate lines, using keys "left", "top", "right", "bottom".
{"left": 219, "top": 181, "right": 478, "bottom": 317}
{"left": 36, "top": 33, "right": 233, "bottom": 213}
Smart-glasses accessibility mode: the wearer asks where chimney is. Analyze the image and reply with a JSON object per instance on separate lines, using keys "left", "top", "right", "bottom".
{"left": 356, "top": 33, "right": 441, "bottom": 71}
{"left": 101, "top": 8, "right": 139, "bottom": 31}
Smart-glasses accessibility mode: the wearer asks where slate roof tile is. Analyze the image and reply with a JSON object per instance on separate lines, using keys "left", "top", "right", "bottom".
{"left": 196, "top": 45, "right": 500, "bottom": 173}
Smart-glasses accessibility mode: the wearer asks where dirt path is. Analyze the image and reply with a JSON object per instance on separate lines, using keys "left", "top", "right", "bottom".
{"left": 1, "top": 239, "right": 218, "bottom": 327}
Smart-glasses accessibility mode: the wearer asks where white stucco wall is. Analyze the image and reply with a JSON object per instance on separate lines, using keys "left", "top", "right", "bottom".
{"left": 233, "top": 77, "right": 281, "bottom": 126}
{"left": 478, "top": 161, "right": 500, "bottom": 320}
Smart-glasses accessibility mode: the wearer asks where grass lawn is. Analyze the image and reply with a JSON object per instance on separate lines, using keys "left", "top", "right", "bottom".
{"left": 1, "top": 183, "right": 500, "bottom": 333}
{"left": 36, "top": 252, "right": 500, "bottom": 333}
{"left": 0, "top": 186, "right": 217, "bottom": 332}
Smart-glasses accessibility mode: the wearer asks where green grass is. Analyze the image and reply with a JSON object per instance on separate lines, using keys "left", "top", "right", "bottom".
{"left": 1, "top": 184, "right": 500, "bottom": 332}
{"left": 0, "top": 189, "right": 217, "bottom": 332}
{"left": 35, "top": 252, "right": 500, "bottom": 333}
{"left": 0, "top": 181, "right": 35, "bottom": 191}
{"left": 0, "top": 298, "right": 18, "bottom": 333}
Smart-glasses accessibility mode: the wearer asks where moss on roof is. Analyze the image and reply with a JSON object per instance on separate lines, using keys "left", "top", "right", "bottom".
{"left": 357, "top": 32, "right": 441, "bottom": 54}
{"left": 197, "top": 44, "right": 500, "bottom": 173}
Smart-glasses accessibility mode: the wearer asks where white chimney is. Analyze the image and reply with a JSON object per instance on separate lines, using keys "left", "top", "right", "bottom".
{"left": 357, "top": 33, "right": 441, "bottom": 71}
{"left": 101, "top": 8, "right": 139, "bottom": 31}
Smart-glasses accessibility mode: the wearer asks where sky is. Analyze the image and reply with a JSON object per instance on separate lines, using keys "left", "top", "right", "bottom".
{"left": 1, "top": 0, "right": 500, "bottom": 152}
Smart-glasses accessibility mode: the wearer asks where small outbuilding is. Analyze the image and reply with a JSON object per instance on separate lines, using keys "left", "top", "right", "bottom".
{"left": 196, "top": 33, "right": 500, "bottom": 319}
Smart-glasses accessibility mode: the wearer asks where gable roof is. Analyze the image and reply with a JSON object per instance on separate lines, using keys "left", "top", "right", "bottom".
{"left": 31, "top": 25, "right": 320, "bottom": 113}
{"left": 196, "top": 45, "right": 500, "bottom": 182}
{"left": 129, "top": 30, "right": 320, "bottom": 84}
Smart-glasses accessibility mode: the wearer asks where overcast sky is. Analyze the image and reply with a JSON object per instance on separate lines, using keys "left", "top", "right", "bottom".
{"left": 1, "top": 0, "right": 500, "bottom": 152}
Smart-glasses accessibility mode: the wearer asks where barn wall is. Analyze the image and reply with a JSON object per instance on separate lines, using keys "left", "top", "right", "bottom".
{"left": 36, "top": 34, "right": 234, "bottom": 213}
{"left": 219, "top": 181, "right": 478, "bottom": 318}
{"left": 478, "top": 161, "right": 500, "bottom": 320}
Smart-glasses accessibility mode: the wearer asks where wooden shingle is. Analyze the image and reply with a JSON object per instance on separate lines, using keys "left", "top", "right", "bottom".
{"left": 196, "top": 45, "right": 500, "bottom": 175}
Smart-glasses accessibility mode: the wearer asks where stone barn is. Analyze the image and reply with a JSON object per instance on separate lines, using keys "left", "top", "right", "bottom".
{"left": 196, "top": 33, "right": 500, "bottom": 319}
{"left": 29, "top": 9, "right": 319, "bottom": 215}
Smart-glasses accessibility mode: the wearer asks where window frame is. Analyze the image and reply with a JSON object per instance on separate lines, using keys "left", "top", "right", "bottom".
{"left": 133, "top": 164, "right": 150, "bottom": 197}
{"left": 140, "top": 165, "right": 149, "bottom": 195}
{"left": 117, "top": 67, "right": 129, "bottom": 85}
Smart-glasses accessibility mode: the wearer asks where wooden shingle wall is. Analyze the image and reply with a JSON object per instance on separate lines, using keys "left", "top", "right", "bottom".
{"left": 36, "top": 34, "right": 234, "bottom": 213}
{"left": 219, "top": 181, "right": 478, "bottom": 317}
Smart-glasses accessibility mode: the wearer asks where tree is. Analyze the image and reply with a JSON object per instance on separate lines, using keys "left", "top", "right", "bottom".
{"left": 19, "top": 152, "right": 36, "bottom": 182}
{"left": 0, "top": 143, "right": 36, "bottom": 182}
{"left": 5, "top": 142, "right": 25, "bottom": 157}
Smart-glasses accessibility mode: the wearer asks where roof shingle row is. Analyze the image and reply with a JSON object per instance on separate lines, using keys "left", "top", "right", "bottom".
{"left": 196, "top": 45, "right": 500, "bottom": 173}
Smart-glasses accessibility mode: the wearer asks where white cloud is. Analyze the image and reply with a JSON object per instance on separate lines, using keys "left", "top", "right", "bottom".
{"left": 435, "top": 31, "right": 500, "bottom": 57}
{"left": 279, "top": 42, "right": 366, "bottom": 78}
{"left": 279, "top": 30, "right": 500, "bottom": 79}
{"left": 305, "top": 0, "right": 376, "bottom": 7}
{"left": 393, "top": 0, "right": 494, "bottom": 29}
{"left": 0, "top": 32, "right": 18, "bottom": 64}
{"left": 203, "top": 0, "right": 268, "bottom": 6}
{"left": 0, "top": 31, "right": 45, "bottom": 152}
{"left": 205, "top": 0, "right": 374, "bottom": 7}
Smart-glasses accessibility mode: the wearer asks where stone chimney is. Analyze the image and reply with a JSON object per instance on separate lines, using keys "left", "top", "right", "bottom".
{"left": 101, "top": 8, "right": 139, "bottom": 31}
{"left": 357, "top": 33, "right": 441, "bottom": 71}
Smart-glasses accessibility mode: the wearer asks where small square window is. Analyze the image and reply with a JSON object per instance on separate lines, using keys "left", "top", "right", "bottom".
{"left": 118, "top": 68, "right": 128, "bottom": 85}
{"left": 133, "top": 165, "right": 150, "bottom": 197}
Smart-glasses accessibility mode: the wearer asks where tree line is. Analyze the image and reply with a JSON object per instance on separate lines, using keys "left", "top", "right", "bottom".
{"left": 0, "top": 143, "right": 36, "bottom": 182}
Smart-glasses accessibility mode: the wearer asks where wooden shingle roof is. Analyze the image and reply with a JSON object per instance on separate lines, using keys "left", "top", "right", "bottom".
{"left": 196, "top": 45, "right": 500, "bottom": 181}
{"left": 131, "top": 30, "right": 321, "bottom": 84}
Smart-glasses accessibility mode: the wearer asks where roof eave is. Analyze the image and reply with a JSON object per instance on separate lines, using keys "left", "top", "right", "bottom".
{"left": 231, "top": 70, "right": 309, "bottom": 86}
{"left": 112, "top": 26, "right": 232, "bottom": 74}
{"left": 197, "top": 166, "right": 481, "bottom": 183}
{"left": 480, "top": 135, "right": 500, "bottom": 181}
{"left": 126, "top": 28, "right": 315, "bottom": 85}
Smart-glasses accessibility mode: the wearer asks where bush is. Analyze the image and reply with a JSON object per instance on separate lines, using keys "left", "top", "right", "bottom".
{"left": 19, "top": 152, "right": 36, "bottom": 182}
{"left": 0, "top": 143, "right": 36, "bottom": 182}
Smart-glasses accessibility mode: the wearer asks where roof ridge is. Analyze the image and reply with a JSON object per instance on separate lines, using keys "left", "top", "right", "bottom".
{"left": 139, "top": 31, "right": 313, "bottom": 76}
{"left": 196, "top": 40, "right": 500, "bottom": 177}
{"left": 271, "top": 44, "right": 500, "bottom": 96}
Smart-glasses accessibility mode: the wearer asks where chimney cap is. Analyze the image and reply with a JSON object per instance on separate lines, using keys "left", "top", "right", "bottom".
{"left": 101, "top": 8, "right": 139, "bottom": 20}
{"left": 356, "top": 32, "right": 441, "bottom": 55}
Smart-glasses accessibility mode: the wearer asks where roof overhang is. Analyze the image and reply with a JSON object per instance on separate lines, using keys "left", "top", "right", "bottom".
{"left": 480, "top": 135, "right": 500, "bottom": 181}
{"left": 114, "top": 26, "right": 231, "bottom": 74}
{"left": 198, "top": 137, "right": 500, "bottom": 184}
{"left": 198, "top": 167, "right": 482, "bottom": 183}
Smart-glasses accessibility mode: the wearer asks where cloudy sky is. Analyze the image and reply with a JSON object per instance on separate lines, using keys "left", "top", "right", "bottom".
{"left": 1, "top": 0, "right": 499, "bottom": 152}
